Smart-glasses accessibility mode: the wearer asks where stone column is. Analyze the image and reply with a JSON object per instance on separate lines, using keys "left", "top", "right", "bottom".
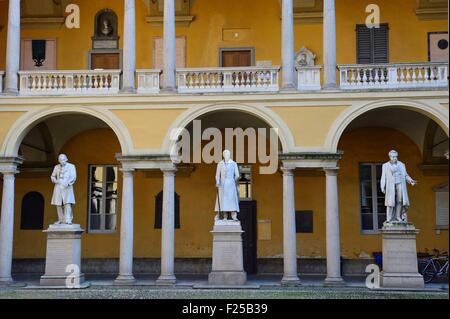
{"left": 157, "top": 168, "right": 177, "bottom": 284}
{"left": 324, "top": 168, "right": 345, "bottom": 286}
{"left": 0, "top": 171, "right": 17, "bottom": 285}
{"left": 4, "top": 0, "right": 21, "bottom": 95}
{"left": 114, "top": 169, "right": 136, "bottom": 285}
{"left": 163, "top": 0, "right": 176, "bottom": 91}
{"left": 122, "top": 0, "right": 136, "bottom": 93}
{"left": 281, "top": 0, "right": 295, "bottom": 90}
{"left": 281, "top": 167, "right": 300, "bottom": 285}
{"left": 323, "top": 0, "right": 337, "bottom": 89}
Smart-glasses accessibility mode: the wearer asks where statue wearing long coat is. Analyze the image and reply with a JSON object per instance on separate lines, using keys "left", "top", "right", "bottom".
{"left": 51, "top": 163, "right": 77, "bottom": 205}
{"left": 380, "top": 161, "right": 411, "bottom": 208}
{"left": 215, "top": 159, "right": 240, "bottom": 212}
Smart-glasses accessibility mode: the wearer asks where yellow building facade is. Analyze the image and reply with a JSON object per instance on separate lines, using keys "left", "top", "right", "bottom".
{"left": 0, "top": 0, "right": 448, "bottom": 284}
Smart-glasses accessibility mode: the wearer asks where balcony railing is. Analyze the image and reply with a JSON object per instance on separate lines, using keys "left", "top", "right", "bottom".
{"left": 18, "top": 70, "right": 121, "bottom": 96}
{"left": 0, "top": 71, "right": 4, "bottom": 93}
{"left": 296, "top": 66, "right": 322, "bottom": 91}
{"left": 338, "top": 62, "right": 449, "bottom": 90}
{"left": 1, "top": 62, "right": 448, "bottom": 96}
{"left": 136, "top": 69, "right": 162, "bottom": 94}
{"left": 176, "top": 66, "right": 280, "bottom": 93}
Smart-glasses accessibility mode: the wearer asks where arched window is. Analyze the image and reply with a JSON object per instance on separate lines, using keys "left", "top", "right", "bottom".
{"left": 20, "top": 192, "right": 45, "bottom": 230}
{"left": 154, "top": 191, "right": 180, "bottom": 229}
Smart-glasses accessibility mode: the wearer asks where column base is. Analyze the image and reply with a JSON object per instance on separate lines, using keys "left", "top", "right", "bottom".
{"left": 324, "top": 276, "right": 345, "bottom": 287}
{"left": 3, "top": 88, "right": 19, "bottom": 95}
{"left": 113, "top": 275, "right": 136, "bottom": 286}
{"left": 322, "top": 83, "right": 339, "bottom": 90}
{"left": 280, "top": 84, "right": 297, "bottom": 91}
{"left": 120, "top": 87, "right": 136, "bottom": 94}
{"left": 281, "top": 275, "right": 301, "bottom": 286}
{"left": 156, "top": 275, "right": 177, "bottom": 285}
{"left": 0, "top": 277, "right": 14, "bottom": 286}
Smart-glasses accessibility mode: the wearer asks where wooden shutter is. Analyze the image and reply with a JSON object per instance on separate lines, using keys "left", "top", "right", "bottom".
{"left": 373, "top": 24, "right": 389, "bottom": 63}
{"left": 356, "top": 24, "right": 389, "bottom": 64}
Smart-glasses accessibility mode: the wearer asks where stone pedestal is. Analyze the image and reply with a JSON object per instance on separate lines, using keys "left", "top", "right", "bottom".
{"left": 40, "top": 224, "right": 87, "bottom": 288}
{"left": 208, "top": 221, "right": 247, "bottom": 286}
{"left": 380, "top": 223, "right": 424, "bottom": 289}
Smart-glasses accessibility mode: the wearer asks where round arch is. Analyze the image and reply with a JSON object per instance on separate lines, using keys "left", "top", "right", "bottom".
{"left": 1, "top": 106, "right": 134, "bottom": 157}
{"left": 161, "top": 102, "right": 296, "bottom": 154}
{"left": 326, "top": 99, "right": 449, "bottom": 153}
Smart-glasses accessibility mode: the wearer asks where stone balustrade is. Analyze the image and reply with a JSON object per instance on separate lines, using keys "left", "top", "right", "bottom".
{"left": 0, "top": 71, "right": 4, "bottom": 94}
{"left": 338, "top": 62, "right": 449, "bottom": 90}
{"left": 18, "top": 70, "right": 122, "bottom": 96}
{"left": 136, "top": 69, "right": 162, "bottom": 94}
{"left": 176, "top": 66, "right": 280, "bottom": 93}
{"left": 296, "top": 66, "right": 322, "bottom": 91}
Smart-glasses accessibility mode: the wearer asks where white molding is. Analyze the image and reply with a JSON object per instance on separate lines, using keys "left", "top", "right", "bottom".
{"left": 1, "top": 106, "right": 134, "bottom": 157}
{"left": 161, "top": 102, "right": 296, "bottom": 154}
{"left": 326, "top": 99, "right": 450, "bottom": 153}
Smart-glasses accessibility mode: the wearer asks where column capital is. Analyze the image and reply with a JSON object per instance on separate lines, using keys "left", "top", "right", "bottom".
{"left": 120, "top": 168, "right": 135, "bottom": 176}
{"left": 161, "top": 167, "right": 177, "bottom": 176}
{"left": 0, "top": 156, "right": 23, "bottom": 175}
{"left": 324, "top": 167, "right": 339, "bottom": 176}
{"left": 280, "top": 166, "right": 295, "bottom": 176}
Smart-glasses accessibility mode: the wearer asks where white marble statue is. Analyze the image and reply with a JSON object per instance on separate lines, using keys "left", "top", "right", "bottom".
{"left": 380, "top": 150, "right": 417, "bottom": 224}
{"left": 51, "top": 154, "right": 77, "bottom": 225}
{"left": 215, "top": 150, "right": 240, "bottom": 221}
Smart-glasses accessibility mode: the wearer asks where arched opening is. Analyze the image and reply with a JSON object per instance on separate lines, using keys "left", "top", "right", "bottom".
{"left": 167, "top": 109, "right": 284, "bottom": 275}
{"left": 336, "top": 107, "right": 449, "bottom": 261}
{"left": 4, "top": 113, "right": 124, "bottom": 275}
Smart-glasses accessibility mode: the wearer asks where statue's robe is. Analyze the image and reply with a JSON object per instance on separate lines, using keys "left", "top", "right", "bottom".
{"left": 51, "top": 163, "right": 77, "bottom": 205}
{"left": 380, "top": 161, "right": 410, "bottom": 208}
{"left": 215, "top": 160, "right": 240, "bottom": 212}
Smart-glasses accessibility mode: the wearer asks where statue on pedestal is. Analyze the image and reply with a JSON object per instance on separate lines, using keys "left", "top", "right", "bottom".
{"left": 380, "top": 150, "right": 417, "bottom": 224}
{"left": 51, "top": 154, "right": 77, "bottom": 225}
{"left": 215, "top": 150, "right": 240, "bottom": 222}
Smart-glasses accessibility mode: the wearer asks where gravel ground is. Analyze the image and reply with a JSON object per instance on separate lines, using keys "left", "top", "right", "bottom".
{"left": 0, "top": 286, "right": 447, "bottom": 299}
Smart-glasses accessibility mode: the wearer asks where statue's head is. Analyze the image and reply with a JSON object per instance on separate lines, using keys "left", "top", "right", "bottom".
{"left": 223, "top": 149, "right": 231, "bottom": 161}
{"left": 58, "top": 154, "right": 68, "bottom": 165}
{"left": 388, "top": 150, "right": 398, "bottom": 163}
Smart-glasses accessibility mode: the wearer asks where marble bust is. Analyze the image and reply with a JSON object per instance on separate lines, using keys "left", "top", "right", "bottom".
{"left": 380, "top": 150, "right": 417, "bottom": 224}
{"left": 101, "top": 19, "right": 113, "bottom": 36}
{"left": 215, "top": 150, "right": 240, "bottom": 222}
{"left": 51, "top": 154, "right": 77, "bottom": 225}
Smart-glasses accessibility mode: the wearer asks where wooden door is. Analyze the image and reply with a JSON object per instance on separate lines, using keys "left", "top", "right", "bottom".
{"left": 221, "top": 50, "right": 252, "bottom": 67}
{"left": 91, "top": 53, "right": 120, "bottom": 69}
{"left": 238, "top": 200, "right": 257, "bottom": 274}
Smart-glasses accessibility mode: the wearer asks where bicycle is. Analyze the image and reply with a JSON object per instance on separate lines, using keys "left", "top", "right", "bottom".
{"left": 419, "top": 251, "right": 449, "bottom": 283}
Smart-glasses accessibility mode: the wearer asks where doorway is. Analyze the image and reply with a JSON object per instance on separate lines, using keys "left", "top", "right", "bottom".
{"left": 219, "top": 48, "right": 253, "bottom": 67}
{"left": 238, "top": 200, "right": 257, "bottom": 274}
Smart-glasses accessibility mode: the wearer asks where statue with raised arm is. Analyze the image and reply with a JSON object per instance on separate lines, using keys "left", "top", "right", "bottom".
{"left": 380, "top": 150, "right": 417, "bottom": 224}
{"left": 215, "top": 150, "right": 240, "bottom": 222}
{"left": 51, "top": 154, "right": 77, "bottom": 225}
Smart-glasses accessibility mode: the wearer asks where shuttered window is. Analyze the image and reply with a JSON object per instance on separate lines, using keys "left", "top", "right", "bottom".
{"left": 356, "top": 24, "right": 389, "bottom": 64}
{"left": 434, "top": 183, "right": 449, "bottom": 230}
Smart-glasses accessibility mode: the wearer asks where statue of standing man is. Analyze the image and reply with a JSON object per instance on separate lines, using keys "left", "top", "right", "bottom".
{"left": 51, "top": 154, "right": 77, "bottom": 225}
{"left": 215, "top": 150, "right": 240, "bottom": 222}
{"left": 380, "top": 150, "right": 417, "bottom": 224}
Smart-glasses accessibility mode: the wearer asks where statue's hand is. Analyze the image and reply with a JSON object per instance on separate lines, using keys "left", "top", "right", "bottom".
{"left": 381, "top": 188, "right": 385, "bottom": 194}
{"left": 410, "top": 179, "right": 417, "bottom": 186}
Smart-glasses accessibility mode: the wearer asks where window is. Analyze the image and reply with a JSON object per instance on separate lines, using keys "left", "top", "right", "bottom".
{"left": 88, "top": 165, "right": 118, "bottom": 232}
{"left": 434, "top": 183, "right": 449, "bottom": 230}
{"left": 154, "top": 191, "right": 181, "bottom": 229}
{"left": 238, "top": 165, "right": 252, "bottom": 200}
{"left": 20, "top": 192, "right": 45, "bottom": 230}
{"left": 356, "top": 24, "right": 389, "bottom": 64}
{"left": 360, "top": 163, "right": 386, "bottom": 232}
{"left": 295, "top": 210, "right": 313, "bottom": 233}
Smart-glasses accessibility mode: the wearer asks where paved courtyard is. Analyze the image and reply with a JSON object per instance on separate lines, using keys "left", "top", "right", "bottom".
{"left": 0, "top": 275, "right": 447, "bottom": 299}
